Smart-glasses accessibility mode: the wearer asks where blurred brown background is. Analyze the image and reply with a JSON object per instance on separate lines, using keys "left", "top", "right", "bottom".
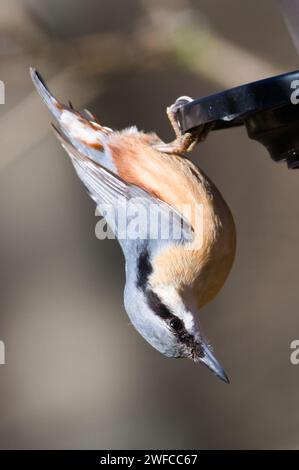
{"left": 0, "top": 0, "right": 298, "bottom": 450}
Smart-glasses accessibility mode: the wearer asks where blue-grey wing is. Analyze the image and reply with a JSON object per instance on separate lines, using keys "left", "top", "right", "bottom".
{"left": 53, "top": 126, "right": 194, "bottom": 256}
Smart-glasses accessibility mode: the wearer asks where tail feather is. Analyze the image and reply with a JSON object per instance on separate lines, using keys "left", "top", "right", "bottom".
{"left": 30, "top": 67, "right": 63, "bottom": 121}
{"left": 30, "top": 67, "right": 112, "bottom": 163}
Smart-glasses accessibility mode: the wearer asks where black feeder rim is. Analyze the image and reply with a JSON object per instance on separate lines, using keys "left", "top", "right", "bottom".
{"left": 175, "top": 70, "right": 299, "bottom": 169}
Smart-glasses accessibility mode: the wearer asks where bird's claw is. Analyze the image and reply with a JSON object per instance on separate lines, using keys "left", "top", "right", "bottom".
{"left": 154, "top": 96, "right": 201, "bottom": 155}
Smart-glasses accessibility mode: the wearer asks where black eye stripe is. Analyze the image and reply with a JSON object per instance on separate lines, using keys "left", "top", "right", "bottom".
{"left": 169, "top": 317, "right": 184, "bottom": 332}
{"left": 146, "top": 289, "right": 173, "bottom": 320}
{"left": 136, "top": 249, "right": 153, "bottom": 290}
{"left": 136, "top": 250, "right": 194, "bottom": 347}
{"left": 145, "top": 289, "right": 194, "bottom": 346}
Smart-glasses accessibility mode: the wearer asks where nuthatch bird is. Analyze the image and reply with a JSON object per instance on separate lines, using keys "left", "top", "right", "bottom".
{"left": 30, "top": 68, "right": 236, "bottom": 383}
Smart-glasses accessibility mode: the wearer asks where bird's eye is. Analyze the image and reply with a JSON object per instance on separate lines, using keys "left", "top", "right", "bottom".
{"left": 170, "top": 317, "right": 184, "bottom": 332}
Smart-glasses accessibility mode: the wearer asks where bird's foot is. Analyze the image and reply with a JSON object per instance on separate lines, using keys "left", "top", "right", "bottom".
{"left": 153, "top": 96, "right": 199, "bottom": 155}
{"left": 154, "top": 131, "right": 198, "bottom": 155}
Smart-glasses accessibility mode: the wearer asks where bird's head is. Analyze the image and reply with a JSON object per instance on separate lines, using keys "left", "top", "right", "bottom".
{"left": 125, "top": 282, "right": 229, "bottom": 383}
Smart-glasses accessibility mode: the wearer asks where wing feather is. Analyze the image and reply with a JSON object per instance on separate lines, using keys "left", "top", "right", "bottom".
{"left": 53, "top": 125, "right": 193, "bottom": 247}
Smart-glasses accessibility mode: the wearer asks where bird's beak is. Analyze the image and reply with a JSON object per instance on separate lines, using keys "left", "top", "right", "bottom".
{"left": 198, "top": 342, "right": 230, "bottom": 384}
